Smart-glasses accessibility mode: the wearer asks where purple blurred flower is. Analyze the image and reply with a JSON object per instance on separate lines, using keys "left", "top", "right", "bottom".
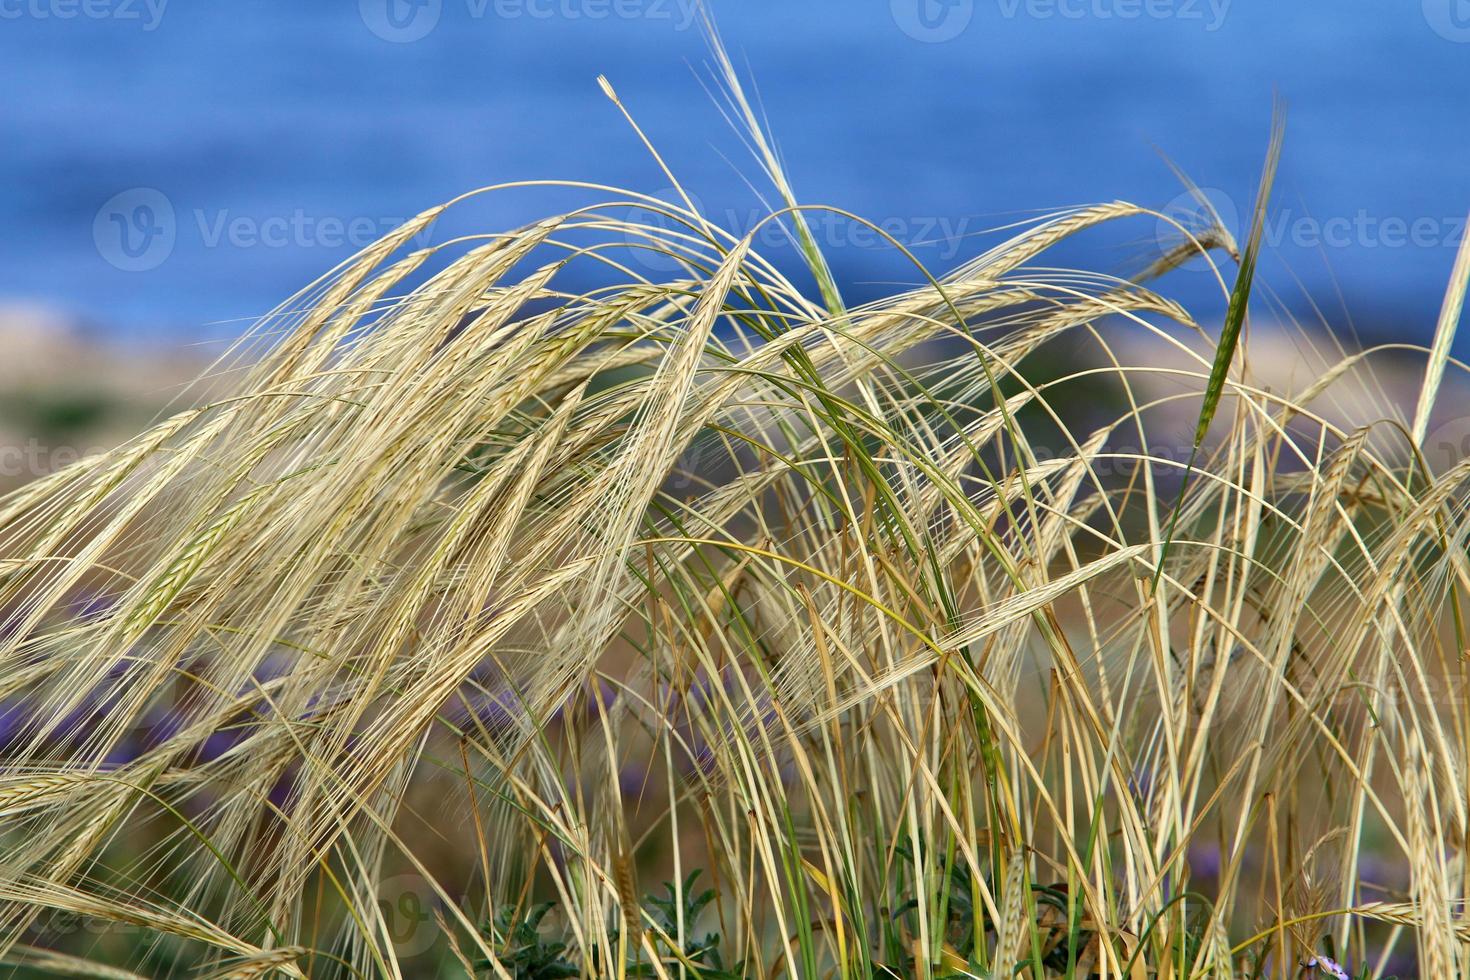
{"left": 138, "top": 708, "right": 187, "bottom": 751}
{"left": 1305, "top": 954, "right": 1349, "bottom": 980}
{"left": 1354, "top": 853, "right": 1410, "bottom": 891}
{"left": 1187, "top": 842, "right": 1221, "bottom": 880}
{"left": 267, "top": 771, "right": 295, "bottom": 811}
{"left": 444, "top": 688, "right": 523, "bottom": 732}
{"left": 1127, "top": 766, "right": 1154, "bottom": 802}
{"left": 619, "top": 764, "right": 651, "bottom": 799}
{"left": 70, "top": 589, "right": 116, "bottom": 619}
{"left": 102, "top": 736, "right": 141, "bottom": 768}
{"left": 261, "top": 653, "right": 294, "bottom": 679}
{"left": 576, "top": 678, "right": 620, "bottom": 720}
{"left": 197, "top": 726, "right": 247, "bottom": 763}
{"left": 0, "top": 701, "right": 29, "bottom": 750}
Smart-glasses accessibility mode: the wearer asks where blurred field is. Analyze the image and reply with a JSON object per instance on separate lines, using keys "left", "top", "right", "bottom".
{"left": 0, "top": 304, "right": 204, "bottom": 491}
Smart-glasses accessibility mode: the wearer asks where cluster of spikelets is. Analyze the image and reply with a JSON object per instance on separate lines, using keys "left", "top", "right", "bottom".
{"left": 2, "top": 44, "right": 1470, "bottom": 980}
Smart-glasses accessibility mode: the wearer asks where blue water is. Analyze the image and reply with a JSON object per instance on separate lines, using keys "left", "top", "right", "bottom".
{"left": 1, "top": 0, "right": 1467, "bottom": 346}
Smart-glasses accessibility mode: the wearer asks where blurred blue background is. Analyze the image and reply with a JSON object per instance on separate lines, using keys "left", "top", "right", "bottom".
{"left": 1, "top": 0, "right": 1467, "bottom": 347}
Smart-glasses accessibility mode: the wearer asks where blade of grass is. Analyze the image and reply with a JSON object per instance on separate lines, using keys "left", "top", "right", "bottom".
{"left": 1151, "top": 101, "right": 1286, "bottom": 592}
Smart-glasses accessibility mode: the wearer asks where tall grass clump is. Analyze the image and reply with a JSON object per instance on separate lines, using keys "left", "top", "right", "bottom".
{"left": 1, "top": 50, "right": 1469, "bottom": 979}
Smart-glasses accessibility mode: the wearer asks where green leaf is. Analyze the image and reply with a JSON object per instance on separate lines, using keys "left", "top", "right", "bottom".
{"left": 1153, "top": 100, "right": 1286, "bottom": 591}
